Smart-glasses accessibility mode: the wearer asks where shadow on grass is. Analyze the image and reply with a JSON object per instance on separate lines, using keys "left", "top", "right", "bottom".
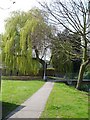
{"left": 2, "top": 101, "right": 25, "bottom": 120}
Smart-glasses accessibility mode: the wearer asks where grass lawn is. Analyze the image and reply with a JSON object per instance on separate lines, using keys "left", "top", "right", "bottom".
{"left": 41, "top": 83, "right": 88, "bottom": 118}
{"left": 1, "top": 80, "right": 44, "bottom": 119}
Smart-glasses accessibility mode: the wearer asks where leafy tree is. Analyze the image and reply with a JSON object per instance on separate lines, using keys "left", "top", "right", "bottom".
{"left": 51, "top": 32, "right": 72, "bottom": 75}
{"left": 51, "top": 29, "right": 82, "bottom": 76}
{"left": 40, "top": 0, "right": 90, "bottom": 89}
{"left": 2, "top": 8, "right": 51, "bottom": 76}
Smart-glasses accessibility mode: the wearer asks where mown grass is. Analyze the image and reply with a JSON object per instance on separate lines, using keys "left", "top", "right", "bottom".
{"left": 1, "top": 80, "right": 44, "bottom": 119}
{"left": 41, "top": 83, "right": 88, "bottom": 118}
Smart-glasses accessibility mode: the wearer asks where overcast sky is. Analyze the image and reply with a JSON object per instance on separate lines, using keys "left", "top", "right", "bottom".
{"left": 0, "top": 0, "right": 51, "bottom": 34}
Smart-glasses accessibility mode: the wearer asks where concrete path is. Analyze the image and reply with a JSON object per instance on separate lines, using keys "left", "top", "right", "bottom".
{"left": 6, "top": 82, "right": 54, "bottom": 119}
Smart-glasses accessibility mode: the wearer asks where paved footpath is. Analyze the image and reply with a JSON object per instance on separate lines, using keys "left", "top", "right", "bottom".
{"left": 6, "top": 82, "right": 54, "bottom": 119}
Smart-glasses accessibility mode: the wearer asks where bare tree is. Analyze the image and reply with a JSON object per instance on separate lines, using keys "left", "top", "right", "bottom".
{"left": 39, "top": 0, "right": 90, "bottom": 89}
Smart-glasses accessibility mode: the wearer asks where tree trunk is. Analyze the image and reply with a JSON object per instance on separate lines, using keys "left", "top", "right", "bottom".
{"left": 39, "top": 59, "right": 47, "bottom": 78}
{"left": 76, "top": 36, "right": 88, "bottom": 90}
{"left": 76, "top": 59, "right": 90, "bottom": 90}
{"left": 33, "top": 46, "right": 47, "bottom": 79}
{"left": 76, "top": 63, "right": 85, "bottom": 90}
{"left": 42, "top": 61, "right": 47, "bottom": 79}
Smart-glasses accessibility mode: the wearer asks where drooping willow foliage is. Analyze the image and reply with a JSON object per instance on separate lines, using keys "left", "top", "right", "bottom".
{"left": 2, "top": 8, "right": 50, "bottom": 75}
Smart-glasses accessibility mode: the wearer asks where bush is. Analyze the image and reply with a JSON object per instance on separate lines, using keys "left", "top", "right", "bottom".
{"left": 1, "top": 76, "right": 42, "bottom": 80}
{"left": 80, "top": 84, "right": 90, "bottom": 92}
{"left": 84, "top": 72, "right": 90, "bottom": 79}
{"left": 46, "top": 68, "right": 55, "bottom": 76}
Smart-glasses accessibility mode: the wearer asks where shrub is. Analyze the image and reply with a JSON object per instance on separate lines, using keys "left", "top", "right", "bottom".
{"left": 46, "top": 68, "right": 55, "bottom": 76}
{"left": 84, "top": 72, "right": 90, "bottom": 79}
{"left": 80, "top": 84, "right": 90, "bottom": 92}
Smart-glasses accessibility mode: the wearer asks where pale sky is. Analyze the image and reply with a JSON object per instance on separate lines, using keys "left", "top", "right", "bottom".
{"left": 0, "top": 0, "right": 50, "bottom": 34}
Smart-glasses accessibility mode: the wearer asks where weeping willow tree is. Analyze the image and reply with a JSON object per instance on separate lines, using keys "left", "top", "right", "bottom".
{"left": 2, "top": 8, "right": 51, "bottom": 75}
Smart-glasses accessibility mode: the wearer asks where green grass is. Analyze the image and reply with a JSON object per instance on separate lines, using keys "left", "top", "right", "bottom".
{"left": 1, "top": 80, "right": 44, "bottom": 119}
{"left": 41, "top": 83, "right": 88, "bottom": 118}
